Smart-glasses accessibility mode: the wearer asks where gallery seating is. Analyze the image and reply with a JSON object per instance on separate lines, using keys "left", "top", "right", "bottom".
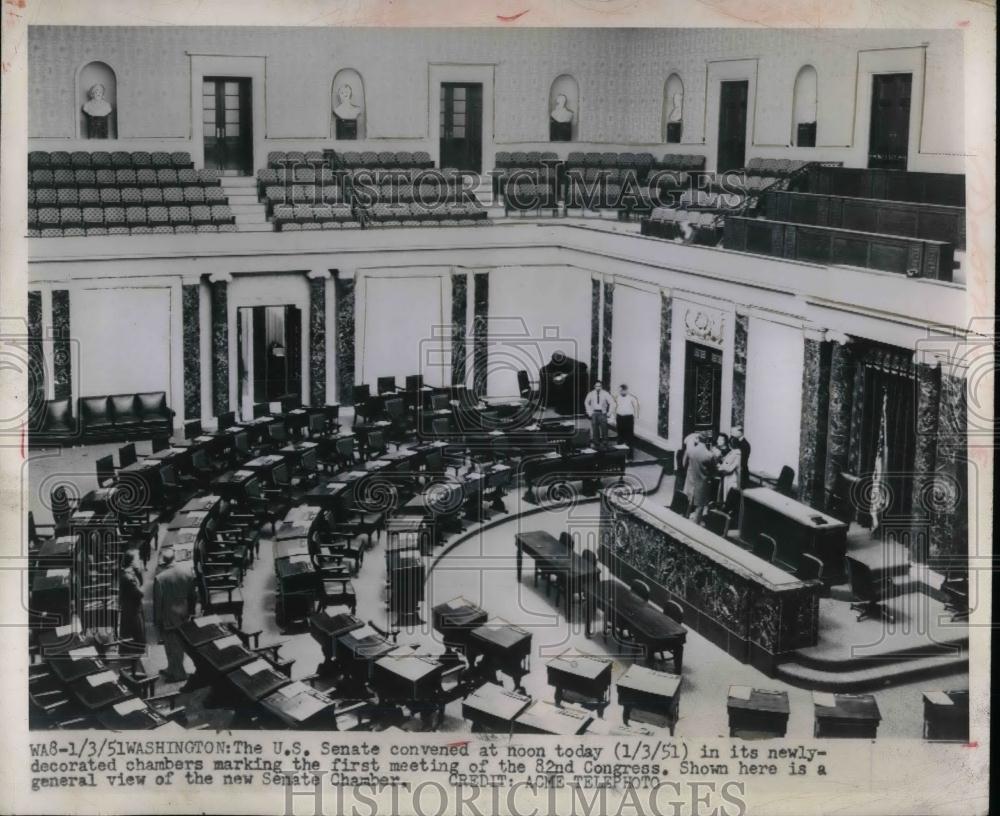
{"left": 27, "top": 150, "right": 235, "bottom": 237}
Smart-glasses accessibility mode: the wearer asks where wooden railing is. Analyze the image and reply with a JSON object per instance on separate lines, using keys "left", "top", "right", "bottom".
{"left": 764, "top": 190, "right": 965, "bottom": 250}
{"left": 800, "top": 165, "right": 965, "bottom": 207}
{"left": 723, "top": 216, "right": 954, "bottom": 281}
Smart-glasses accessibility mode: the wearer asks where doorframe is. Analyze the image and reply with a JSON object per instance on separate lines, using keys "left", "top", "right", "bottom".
{"left": 854, "top": 48, "right": 924, "bottom": 172}
{"left": 188, "top": 55, "right": 266, "bottom": 173}
{"left": 428, "top": 64, "right": 495, "bottom": 177}
{"left": 704, "top": 59, "right": 758, "bottom": 173}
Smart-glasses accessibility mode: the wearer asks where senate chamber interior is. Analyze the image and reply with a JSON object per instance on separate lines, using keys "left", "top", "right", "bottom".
{"left": 21, "top": 24, "right": 975, "bottom": 741}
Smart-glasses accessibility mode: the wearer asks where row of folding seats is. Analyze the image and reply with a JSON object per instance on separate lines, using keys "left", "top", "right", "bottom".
{"left": 718, "top": 174, "right": 778, "bottom": 193}
{"left": 265, "top": 150, "right": 434, "bottom": 169}
{"left": 271, "top": 202, "right": 486, "bottom": 230}
{"left": 31, "top": 186, "right": 227, "bottom": 207}
{"left": 29, "top": 224, "right": 236, "bottom": 238}
{"left": 647, "top": 207, "right": 719, "bottom": 226}
{"left": 366, "top": 202, "right": 486, "bottom": 222}
{"left": 494, "top": 151, "right": 560, "bottom": 168}
{"left": 745, "top": 158, "right": 807, "bottom": 178}
{"left": 28, "top": 151, "right": 193, "bottom": 170}
{"left": 272, "top": 204, "right": 356, "bottom": 226}
{"left": 677, "top": 189, "right": 746, "bottom": 210}
{"left": 30, "top": 168, "right": 220, "bottom": 189}
{"left": 29, "top": 204, "right": 234, "bottom": 230}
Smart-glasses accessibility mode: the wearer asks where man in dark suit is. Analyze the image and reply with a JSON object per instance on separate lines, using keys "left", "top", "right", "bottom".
{"left": 731, "top": 425, "right": 751, "bottom": 487}
{"left": 153, "top": 548, "right": 199, "bottom": 683}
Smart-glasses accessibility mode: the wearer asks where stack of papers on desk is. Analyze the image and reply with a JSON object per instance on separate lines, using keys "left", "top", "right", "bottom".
{"left": 729, "top": 685, "right": 753, "bottom": 701}
{"left": 113, "top": 698, "right": 147, "bottom": 715}
{"left": 813, "top": 692, "right": 837, "bottom": 708}
{"left": 86, "top": 670, "right": 117, "bottom": 687}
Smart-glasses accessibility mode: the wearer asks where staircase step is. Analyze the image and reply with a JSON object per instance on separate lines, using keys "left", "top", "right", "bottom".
{"left": 220, "top": 176, "right": 257, "bottom": 187}
{"left": 776, "top": 650, "right": 968, "bottom": 692}
{"left": 236, "top": 223, "right": 275, "bottom": 232}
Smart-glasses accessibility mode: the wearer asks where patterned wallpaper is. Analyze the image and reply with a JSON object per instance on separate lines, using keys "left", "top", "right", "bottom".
{"left": 29, "top": 26, "right": 963, "bottom": 153}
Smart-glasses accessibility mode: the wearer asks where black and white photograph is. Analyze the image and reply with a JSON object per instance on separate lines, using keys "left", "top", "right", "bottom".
{"left": 0, "top": 2, "right": 993, "bottom": 814}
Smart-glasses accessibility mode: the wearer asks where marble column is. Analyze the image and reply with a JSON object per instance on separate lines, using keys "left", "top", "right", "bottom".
{"left": 182, "top": 283, "right": 201, "bottom": 420}
{"left": 822, "top": 340, "right": 855, "bottom": 507}
{"left": 51, "top": 289, "right": 71, "bottom": 400}
{"left": 601, "top": 280, "right": 614, "bottom": 385}
{"left": 929, "top": 367, "right": 967, "bottom": 564}
{"left": 590, "top": 279, "right": 600, "bottom": 381}
{"left": 28, "top": 291, "right": 44, "bottom": 426}
{"left": 730, "top": 312, "right": 748, "bottom": 428}
{"left": 657, "top": 292, "right": 672, "bottom": 439}
{"left": 797, "top": 334, "right": 831, "bottom": 508}
{"left": 334, "top": 272, "right": 355, "bottom": 405}
{"left": 451, "top": 273, "right": 468, "bottom": 385}
{"left": 909, "top": 361, "right": 941, "bottom": 564}
{"left": 209, "top": 272, "right": 231, "bottom": 417}
{"left": 307, "top": 269, "right": 331, "bottom": 407}
{"left": 472, "top": 272, "right": 489, "bottom": 397}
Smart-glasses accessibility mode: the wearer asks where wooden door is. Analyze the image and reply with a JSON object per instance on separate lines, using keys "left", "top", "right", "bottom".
{"left": 203, "top": 77, "right": 253, "bottom": 176}
{"left": 868, "top": 73, "right": 912, "bottom": 170}
{"left": 683, "top": 342, "right": 723, "bottom": 438}
{"left": 440, "top": 83, "right": 483, "bottom": 173}
{"left": 717, "top": 80, "right": 749, "bottom": 173}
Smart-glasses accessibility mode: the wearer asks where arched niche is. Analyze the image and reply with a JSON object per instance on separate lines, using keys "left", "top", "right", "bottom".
{"left": 77, "top": 61, "right": 118, "bottom": 139}
{"left": 548, "top": 74, "right": 579, "bottom": 142}
{"left": 663, "top": 73, "right": 684, "bottom": 143}
{"left": 792, "top": 65, "right": 818, "bottom": 147}
{"left": 332, "top": 68, "right": 366, "bottom": 140}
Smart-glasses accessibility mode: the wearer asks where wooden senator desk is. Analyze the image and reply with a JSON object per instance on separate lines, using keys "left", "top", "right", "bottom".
{"left": 226, "top": 656, "right": 290, "bottom": 703}
{"left": 386, "top": 515, "right": 435, "bottom": 556}
{"left": 335, "top": 624, "right": 398, "bottom": 691}
{"left": 515, "top": 530, "right": 600, "bottom": 616}
{"left": 97, "top": 697, "right": 171, "bottom": 730}
{"left": 546, "top": 651, "right": 612, "bottom": 716}
{"left": 243, "top": 454, "right": 288, "bottom": 487}
{"left": 260, "top": 680, "right": 341, "bottom": 729}
{"left": 740, "top": 486, "right": 848, "bottom": 581}
{"left": 276, "top": 505, "right": 324, "bottom": 542}
{"left": 310, "top": 611, "right": 363, "bottom": 665}
{"left": 280, "top": 440, "right": 319, "bottom": 471}
{"left": 812, "top": 692, "right": 881, "bottom": 738}
{"left": 512, "top": 700, "right": 592, "bottom": 735}
{"left": 372, "top": 647, "right": 445, "bottom": 714}
{"left": 47, "top": 646, "right": 106, "bottom": 684}
{"left": 69, "top": 668, "right": 133, "bottom": 711}
{"left": 616, "top": 664, "right": 683, "bottom": 734}
{"left": 922, "top": 690, "right": 969, "bottom": 742}
{"left": 462, "top": 683, "right": 532, "bottom": 733}
{"left": 303, "top": 481, "right": 348, "bottom": 509}
{"left": 193, "top": 633, "right": 256, "bottom": 677}
{"left": 37, "top": 626, "right": 97, "bottom": 658}
{"left": 467, "top": 619, "right": 532, "bottom": 693}
{"left": 31, "top": 568, "right": 73, "bottom": 628}
{"left": 144, "top": 445, "right": 191, "bottom": 472}
{"left": 727, "top": 686, "right": 790, "bottom": 738}
{"left": 353, "top": 420, "right": 392, "bottom": 458}
{"left": 179, "top": 494, "right": 224, "bottom": 514}
{"left": 432, "top": 597, "right": 489, "bottom": 651}
{"left": 211, "top": 469, "right": 260, "bottom": 502}
{"left": 118, "top": 458, "right": 163, "bottom": 507}
{"left": 601, "top": 490, "right": 821, "bottom": 674}
{"left": 78, "top": 486, "right": 118, "bottom": 515}
{"left": 274, "top": 553, "right": 319, "bottom": 625}
{"left": 158, "top": 528, "right": 199, "bottom": 566}
{"left": 167, "top": 509, "right": 211, "bottom": 532}
{"left": 179, "top": 614, "right": 239, "bottom": 649}
{"left": 587, "top": 579, "right": 687, "bottom": 671}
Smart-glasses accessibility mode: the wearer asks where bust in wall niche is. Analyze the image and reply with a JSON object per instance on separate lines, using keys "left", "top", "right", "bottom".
{"left": 550, "top": 93, "right": 574, "bottom": 124}
{"left": 668, "top": 92, "right": 683, "bottom": 123}
{"left": 82, "top": 83, "right": 113, "bottom": 139}
{"left": 333, "top": 84, "right": 363, "bottom": 121}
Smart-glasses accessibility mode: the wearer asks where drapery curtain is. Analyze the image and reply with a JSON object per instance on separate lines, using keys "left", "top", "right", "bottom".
{"left": 858, "top": 358, "right": 916, "bottom": 520}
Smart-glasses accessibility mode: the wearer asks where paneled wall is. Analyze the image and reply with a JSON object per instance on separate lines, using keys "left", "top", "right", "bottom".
{"left": 72, "top": 286, "right": 174, "bottom": 398}
{"left": 744, "top": 316, "right": 804, "bottom": 478}
{"left": 485, "top": 266, "right": 592, "bottom": 398}
{"left": 28, "top": 26, "right": 965, "bottom": 171}
{"left": 610, "top": 282, "right": 661, "bottom": 439}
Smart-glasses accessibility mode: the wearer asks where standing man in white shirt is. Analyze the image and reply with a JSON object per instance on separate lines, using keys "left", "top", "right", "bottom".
{"left": 614, "top": 383, "right": 640, "bottom": 459}
{"left": 584, "top": 379, "right": 614, "bottom": 446}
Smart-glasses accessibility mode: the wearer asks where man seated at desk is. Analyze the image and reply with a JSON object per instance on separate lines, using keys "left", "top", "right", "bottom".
{"left": 153, "top": 547, "right": 200, "bottom": 683}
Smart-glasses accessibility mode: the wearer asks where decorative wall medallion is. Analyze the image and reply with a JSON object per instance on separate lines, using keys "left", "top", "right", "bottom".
{"left": 684, "top": 307, "right": 725, "bottom": 347}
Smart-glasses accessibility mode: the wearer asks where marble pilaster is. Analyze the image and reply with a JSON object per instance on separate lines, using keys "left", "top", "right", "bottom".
{"left": 209, "top": 273, "right": 231, "bottom": 417}
{"left": 472, "top": 272, "right": 489, "bottom": 397}
{"left": 601, "top": 280, "right": 614, "bottom": 386}
{"left": 657, "top": 292, "right": 672, "bottom": 439}
{"left": 797, "top": 336, "right": 830, "bottom": 508}
{"left": 451, "top": 273, "right": 468, "bottom": 385}
{"left": 28, "top": 291, "right": 44, "bottom": 427}
{"left": 590, "top": 278, "right": 600, "bottom": 381}
{"left": 334, "top": 273, "right": 355, "bottom": 405}
{"left": 307, "top": 269, "right": 331, "bottom": 407}
{"left": 181, "top": 283, "right": 201, "bottom": 419}
{"left": 51, "top": 289, "right": 71, "bottom": 400}
{"left": 822, "top": 340, "right": 855, "bottom": 507}
{"left": 730, "top": 312, "right": 749, "bottom": 428}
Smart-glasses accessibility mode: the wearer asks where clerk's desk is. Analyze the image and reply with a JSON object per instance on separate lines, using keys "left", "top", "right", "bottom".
{"left": 601, "top": 490, "right": 821, "bottom": 673}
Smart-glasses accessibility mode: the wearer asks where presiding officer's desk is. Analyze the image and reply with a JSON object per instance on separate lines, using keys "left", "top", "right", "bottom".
{"left": 600, "top": 490, "right": 821, "bottom": 675}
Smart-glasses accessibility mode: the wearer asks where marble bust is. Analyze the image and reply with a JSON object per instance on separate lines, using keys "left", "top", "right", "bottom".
{"left": 333, "top": 84, "right": 363, "bottom": 121}
{"left": 82, "top": 83, "right": 113, "bottom": 138}
{"left": 550, "top": 93, "right": 574, "bottom": 123}
{"left": 668, "top": 92, "right": 683, "bottom": 123}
